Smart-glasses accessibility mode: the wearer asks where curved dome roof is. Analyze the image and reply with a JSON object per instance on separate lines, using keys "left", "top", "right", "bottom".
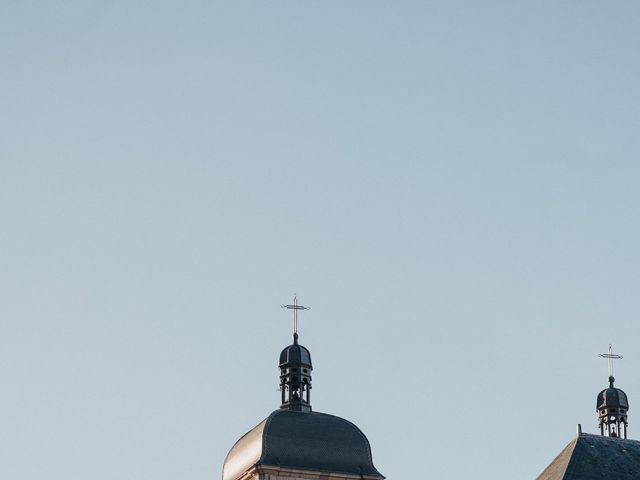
{"left": 279, "top": 343, "right": 312, "bottom": 367}
{"left": 222, "top": 410, "right": 383, "bottom": 480}
{"left": 597, "top": 387, "right": 629, "bottom": 409}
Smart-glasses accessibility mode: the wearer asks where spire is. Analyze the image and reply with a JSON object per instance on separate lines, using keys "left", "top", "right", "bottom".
{"left": 279, "top": 296, "right": 313, "bottom": 412}
{"left": 596, "top": 344, "right": 629, "bottom": 438}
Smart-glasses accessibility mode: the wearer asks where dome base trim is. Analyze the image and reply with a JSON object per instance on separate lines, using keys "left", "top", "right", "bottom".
{"left": 250, "top": 465, "right": 384, "bottom": 480}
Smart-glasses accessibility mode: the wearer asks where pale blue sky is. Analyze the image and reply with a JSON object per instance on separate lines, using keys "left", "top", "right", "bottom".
{"left": 2, "top": 2, "right": 640, "bottom": 479}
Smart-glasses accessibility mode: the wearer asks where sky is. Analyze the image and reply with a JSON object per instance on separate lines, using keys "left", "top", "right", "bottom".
{"left": 2, "top": 2, "right": 640, "bottom": 479}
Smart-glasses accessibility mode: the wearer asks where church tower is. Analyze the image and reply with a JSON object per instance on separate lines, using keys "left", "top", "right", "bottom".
{"left": 222, "top": 297, "right": 384, "bottom": 480}
{"left": 536, "top": 345, "right": 640, "bottom": 480}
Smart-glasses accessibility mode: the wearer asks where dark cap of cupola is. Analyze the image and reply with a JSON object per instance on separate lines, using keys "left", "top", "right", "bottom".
{"left": 597, "top": 377, "right": 629, "bottom": 410}
{"left": 279, "top": 341, "right": 312, "bottom": 368}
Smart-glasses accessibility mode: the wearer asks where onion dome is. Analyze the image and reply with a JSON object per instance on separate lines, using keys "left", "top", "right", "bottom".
{"left": 279, "top": 336, "right": 312, "bottom": 367}
{"left": 597, "top": 376, "right": 630, "bottom": 411}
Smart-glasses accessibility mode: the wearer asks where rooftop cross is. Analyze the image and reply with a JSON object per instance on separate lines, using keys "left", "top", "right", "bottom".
{"left": 281, "top": 295, "right": 310, "bottom": 344}
{"left": 598, "top": 344, "right": 623, "bottom": 379}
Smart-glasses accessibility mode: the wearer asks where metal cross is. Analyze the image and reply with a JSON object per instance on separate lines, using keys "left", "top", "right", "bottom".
{"left": 598, "top": 344, "right": 623, "bottom": 378}
{"left": 281, "top": 295, "right": 310, "bottom": 337}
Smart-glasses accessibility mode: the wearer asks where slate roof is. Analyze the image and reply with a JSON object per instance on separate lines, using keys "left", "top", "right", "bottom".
{"left": 597, "top": 386, "right": 629, "bottom": 409}
{"left": 222, "top": 409, "right": 384, "bottom": 480}
{"left": 537, "top": 433, "right": 640, "bottom": 479}
{"left": 279, "top": 343, "right": 312, "bottom": 367}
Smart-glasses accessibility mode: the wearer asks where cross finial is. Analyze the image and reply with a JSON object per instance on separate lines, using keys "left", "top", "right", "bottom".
{"left": 281, "top": 295, "right": 310, "bottom": 344}
{"left": 598, "top": 344, "right": 623, "bottom": 385}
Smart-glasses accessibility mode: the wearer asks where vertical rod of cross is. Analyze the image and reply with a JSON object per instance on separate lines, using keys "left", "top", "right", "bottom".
{"left": 598, "top": 344, "right": 623, "bottom": 382}
{"left": 608, "top": 344, "right": 613, "bottom": 378}
{"left": 282, "top": 295, "right": 310, "bottom": 343}
{"left": 293, "top": 296, "right": 298, "bottom": 335}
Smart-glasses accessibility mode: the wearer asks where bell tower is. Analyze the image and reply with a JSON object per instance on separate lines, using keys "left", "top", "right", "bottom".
{"left": 536, "top": 345, "right": 639, "bottom": 479}
{"left": 279, "top": 296, "right": 312, "bottom": 411}
{"left": 597, "top": 345, "right": 629, "bottom": 438}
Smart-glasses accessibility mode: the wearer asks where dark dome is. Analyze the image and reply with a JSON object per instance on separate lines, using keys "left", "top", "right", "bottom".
{"left": 222, "top": 410, "right": 383, "bottom": 480}
{"left": 279, "top": 343, "right": 312, "bottom": 367}
{"left": 597, "top": 387, "right": 629, "bottom": 410}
